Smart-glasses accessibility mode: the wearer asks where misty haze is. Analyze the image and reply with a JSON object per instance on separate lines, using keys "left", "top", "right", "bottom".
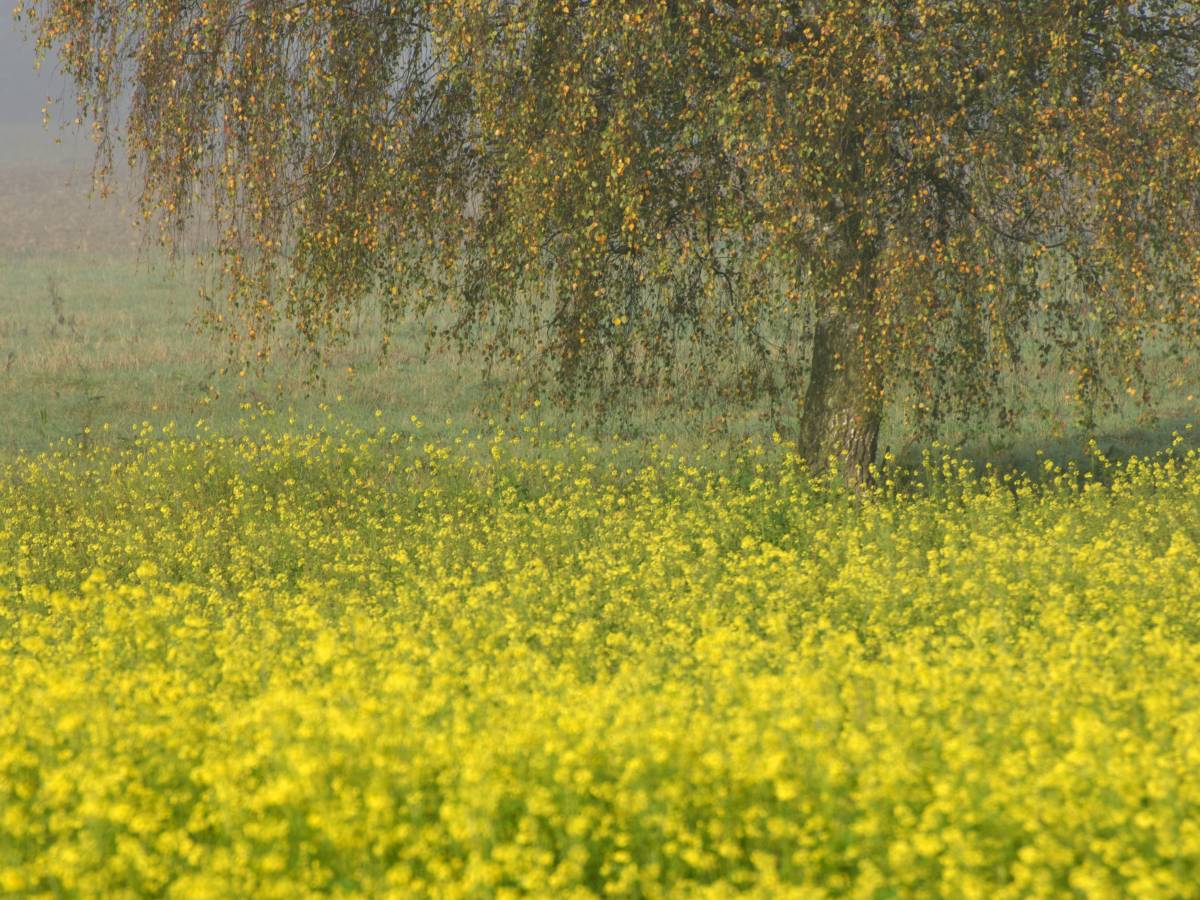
{"left": 6, "top": 6, "right": 1200, "bottom": 896}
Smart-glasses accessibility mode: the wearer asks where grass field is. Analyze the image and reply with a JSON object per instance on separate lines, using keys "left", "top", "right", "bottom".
{"left": 4, "top": 144, "right": 1200, "bottom": 896}
{"left": 4, "top": 139, "right": 1200, "bottom": 469}
{"left": 0, "top": 145, "right": 483, "bottom": 456}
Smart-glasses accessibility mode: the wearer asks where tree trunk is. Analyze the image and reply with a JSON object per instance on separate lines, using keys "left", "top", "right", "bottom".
{"left": 798, "top": 312, "right": 882, "bottom": 486}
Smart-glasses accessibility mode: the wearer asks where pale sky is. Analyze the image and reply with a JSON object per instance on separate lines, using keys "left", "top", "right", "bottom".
{"left": 1, "top": 11, "right": 67, "bottom": 124}
{"left": 1, "top": 11, "right": 93, "bottom": 161}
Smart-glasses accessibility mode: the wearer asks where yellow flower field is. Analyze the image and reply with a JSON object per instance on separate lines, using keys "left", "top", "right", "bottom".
{"left": 2, "top": 420, "right": 1200, "bottom": 897}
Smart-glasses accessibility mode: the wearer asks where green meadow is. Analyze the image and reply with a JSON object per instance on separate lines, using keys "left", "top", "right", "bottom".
{"left": 3, "top": 134, "right": 1199, "bottom": 470}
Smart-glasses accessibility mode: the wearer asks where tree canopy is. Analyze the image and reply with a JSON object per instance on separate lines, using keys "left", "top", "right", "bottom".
{"left": 17, "top": 0, "right": 1200, "bottom": 479}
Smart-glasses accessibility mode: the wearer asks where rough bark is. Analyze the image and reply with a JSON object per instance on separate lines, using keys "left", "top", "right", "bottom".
{"left": 798, "top": 312, "right": 883, "bottom": 486}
